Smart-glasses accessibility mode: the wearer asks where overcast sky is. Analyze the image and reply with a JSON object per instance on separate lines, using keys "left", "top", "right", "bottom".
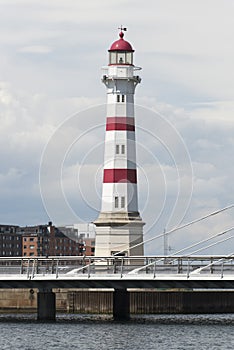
{"left": 1, "top": 0, "right": 234, "bottom": 254}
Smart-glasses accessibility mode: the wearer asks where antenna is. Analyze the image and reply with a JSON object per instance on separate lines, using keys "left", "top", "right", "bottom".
{"left": 118, "top": 25, "right": 127, "bottom": 32}
{"left": 163, "top": 228, "right": 168, "bottom": 256}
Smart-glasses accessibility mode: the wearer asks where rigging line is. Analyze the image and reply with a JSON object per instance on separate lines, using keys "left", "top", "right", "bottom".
{"left": 69, "top": 229, "right": 234, "bottom": 276}
{"left": 169, "top": 226, "right": 234, "bottom": 260}
{"left": 145, "top": 234, "right": 234, "bottom": 277}
{"left": 186, "top": 233, "right": 234, "bottom": 256}
{"left": 90, "top": 205, "right": 234, "bottom": 254}
{"left": 118, "top": 204, "right": 234, "bottom": 256}
{"left": 128, "top": 226, "right": 234, "bottom": 273}
{"left": 68, "top": 205, "right": 234, "bottom": 275}
{"left": 160, "top": 227, "right": 234, "bottom": 267}
{"left": 145, "top": 236, "right": 234, "bottom": 276}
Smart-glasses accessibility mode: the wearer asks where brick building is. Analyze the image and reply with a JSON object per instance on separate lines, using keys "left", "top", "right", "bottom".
{"left": 0, "top": 225, "right": 22, "bottom": 257}
{"left": 0, "top": 223, "right": 87, "bottom": 257}
{"left": 83, "top": 238, "right": 95, "bottom": 256}
{"left": 20, "top": 224, "right": 48, "bottom": 257}
{"left": 21, "top": 223, "right": 84, "bottom": 257}
{"left": 60, "top": 223, "right": 95, "bottom": 256}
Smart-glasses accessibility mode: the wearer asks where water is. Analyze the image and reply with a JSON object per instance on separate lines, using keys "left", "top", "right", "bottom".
{"left": 1, "top": 314, "right": 234, "bottom": 349}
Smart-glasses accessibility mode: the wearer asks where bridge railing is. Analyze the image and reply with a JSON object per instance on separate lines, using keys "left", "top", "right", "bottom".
{"left": 0, "top": 255, "right": 234, "bottom": 279}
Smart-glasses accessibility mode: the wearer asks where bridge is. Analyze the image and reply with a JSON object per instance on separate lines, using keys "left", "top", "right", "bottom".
{"left": 1, "top": 255, "right": 234, "bottom": 320}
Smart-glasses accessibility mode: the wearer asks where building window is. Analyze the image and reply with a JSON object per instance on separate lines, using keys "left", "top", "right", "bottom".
{"left": 115, "top": 196, "right": 119, "bottom": 209}
{"left": 30, "top": 237, "right": 34, "bottom": 242}
{"left": 121, "top": 145, "right": 125, "bottom": 154}
{"left": 30, "top": 245, "right": 34, "bottom": 249}
{"left": 121, "top": 196, "right": 125, "bottom": 208}
{"left": 116, "top": 145, "right": 120, "bottom": 154}
{"left": 122, "top": 95, "right": 125, "bottom": 102}
{"left": 29, "top": 252, "right": 34, "bottom": 256}
{"left": 117, "top": 94, "right": 120, "bottom": 102}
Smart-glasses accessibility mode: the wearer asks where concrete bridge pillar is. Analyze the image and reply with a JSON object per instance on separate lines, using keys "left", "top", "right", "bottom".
{"left": 113, "top": 289, "right": 130, "bottom": 321}
{"left": 37, "top": 289, "right": 56, "bottom": 321}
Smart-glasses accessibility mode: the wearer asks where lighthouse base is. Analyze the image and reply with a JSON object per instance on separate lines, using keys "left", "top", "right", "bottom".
{"left": 94, "top": 212, "right": 144, "bottom": 257}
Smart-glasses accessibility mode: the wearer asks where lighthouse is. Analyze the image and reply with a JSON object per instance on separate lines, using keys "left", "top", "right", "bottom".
{"left": 94, "top": 28, "right": 144, "bottom": 257}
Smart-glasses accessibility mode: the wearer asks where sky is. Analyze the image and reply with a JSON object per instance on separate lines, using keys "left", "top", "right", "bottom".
{"left": 0, "top": 0, "right": 234, "bottom": 254}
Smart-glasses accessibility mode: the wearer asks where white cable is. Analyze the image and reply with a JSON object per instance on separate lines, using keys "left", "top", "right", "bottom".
{"left": 128, "top": 226, "right": 234, "bottom": 273}
{"left": 171, "top": 226, "right": 234, "bottom": 257}
{"left": 67, "top": 205, "right": 234, "bottom": 274}
{"left": 118, "top": 204, "right": 234, "bottom": 256}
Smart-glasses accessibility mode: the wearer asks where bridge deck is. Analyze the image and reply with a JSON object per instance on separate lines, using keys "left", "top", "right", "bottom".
{"left": 0, "top": 255, "right": 234, "bottom": 289}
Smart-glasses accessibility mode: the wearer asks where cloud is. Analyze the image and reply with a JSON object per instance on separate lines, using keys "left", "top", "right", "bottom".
{"left": 0, "top": 1, "right": 234, "bottom": 254}
{"left": 0, "top": 79, "right": 233, "bottom": 253}
{"left": 18, "top": 45, "right": 53, "bottom": 54}
{"left": 0, "top": 81, "right": 103, "bottom": 224}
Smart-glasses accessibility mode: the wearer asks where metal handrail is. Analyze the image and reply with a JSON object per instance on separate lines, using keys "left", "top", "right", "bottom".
{"left": 1, "top": 256, "right": 234, "bottom": 280}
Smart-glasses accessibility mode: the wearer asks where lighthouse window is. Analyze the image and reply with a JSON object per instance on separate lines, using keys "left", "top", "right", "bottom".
{"left": 116, "top": 145, "right": 120, "bottom": 154}
{"left": 109, "top": 52, "right": 133, "bottom": 65}
{"left": 121, "top": 196, "right": 125, "bottom": 208}
{"left": 116, "top": 95, "right": 125, "bottom": 103}
{"left": 114, "top": 196, "right": 119, "bottom": 209}
{"left": 126, "top": 52, "right": 133, "bottom": 64}
{"left": 110, "top": 52, "right": 117, "bottom": 64}
{"left": 117, "top": 53, "right": 125, "bottom": 64}
{"left": 121, "top": 145, "right": 125, "bottom": 154}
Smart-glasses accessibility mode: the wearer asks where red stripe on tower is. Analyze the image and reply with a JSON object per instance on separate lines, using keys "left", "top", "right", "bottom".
{"left": 103, "top": 169, "right": 137, "bottom": 183}
{"left": 106, "top": 117, "right": 135, "bottom": 131}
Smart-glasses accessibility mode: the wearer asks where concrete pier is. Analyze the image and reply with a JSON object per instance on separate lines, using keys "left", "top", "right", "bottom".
{"left": 2, "top": 289, "right": 234, "bottom": 317}
{"left": 37, "top": 289, "right": 56, "bottom": 321}
{"left": 113, "top": 289, "right": 130, "bottom": 321}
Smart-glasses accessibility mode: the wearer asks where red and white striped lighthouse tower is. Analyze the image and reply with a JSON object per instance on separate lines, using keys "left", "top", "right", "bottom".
{"left": 94, "top": 28, "right": 144, "bottom": 257}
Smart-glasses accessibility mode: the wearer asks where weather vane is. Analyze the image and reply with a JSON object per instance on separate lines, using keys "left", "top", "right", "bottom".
{"left": 118, "top": 25, "right": 127, "bottom": 32}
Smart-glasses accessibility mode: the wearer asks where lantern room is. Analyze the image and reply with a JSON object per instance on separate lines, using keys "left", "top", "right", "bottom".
{"left": 108, "top": 31, "right": 134, "bottom": 65}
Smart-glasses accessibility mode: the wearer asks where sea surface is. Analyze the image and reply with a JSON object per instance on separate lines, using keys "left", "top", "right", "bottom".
{"left": 1, "top": 313, "right": 234, "bottom": 350}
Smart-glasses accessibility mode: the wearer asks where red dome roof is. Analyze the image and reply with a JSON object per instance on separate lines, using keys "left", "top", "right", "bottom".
{"left": 109, "top": 31, "right": 134, "bottom": 52}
